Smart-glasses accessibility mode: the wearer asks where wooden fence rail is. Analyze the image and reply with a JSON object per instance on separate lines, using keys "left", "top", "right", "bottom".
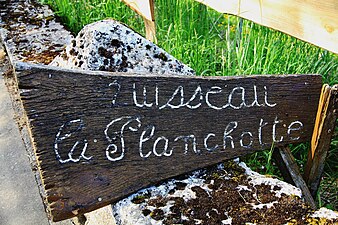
{"left": 126, "top": 0, "right": 338, "bottom": 54}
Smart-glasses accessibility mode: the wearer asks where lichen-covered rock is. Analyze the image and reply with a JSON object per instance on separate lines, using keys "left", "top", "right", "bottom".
{"left": 50, "top": 19, "right": 195, "bottom": 75}
{"left": 0, "top": 0, "right": 73, "bottom": 64}
{"left": 112, "top": 160, "right": 338, "bottom": 225}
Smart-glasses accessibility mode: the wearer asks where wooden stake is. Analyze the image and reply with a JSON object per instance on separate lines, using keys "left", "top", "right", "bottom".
{"left": 143, "top": 18, "right": 157, "bottom": 43}
{"left": 122, "top": 0, "right": 156, "bottom": 42}
{"left": 273, "top": 146, "right": 316, "bottom": 209}
{"left": 304, "top": 84, "right": 338, "bottom": 197}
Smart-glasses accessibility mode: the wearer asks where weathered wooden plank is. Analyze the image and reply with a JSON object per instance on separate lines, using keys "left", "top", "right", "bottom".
{"left": 13, "top": 62, "right": 322, "bottom": 221}
{"left": 194, "top": 0, "right": 338, "bottom": 54}
{"left": 272, "top": 146, "right": 316, "bottom": 209}
{"left": 304, "top": 84, "right": 338, "bottom": 197}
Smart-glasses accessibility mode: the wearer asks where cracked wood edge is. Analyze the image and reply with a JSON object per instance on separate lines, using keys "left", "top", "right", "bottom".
{"left": 273, "top": 146, "right": 316, "bottom": 209}
{"left": 304, "top": 84, "right": 338, "bottom": 197}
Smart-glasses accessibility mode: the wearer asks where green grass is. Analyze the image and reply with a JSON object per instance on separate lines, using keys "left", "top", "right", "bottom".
{"left": 42, "top": 0, "right": 337, "bottom": 209}
{"left": 42, "top": 0, "right": 338, "bottom": 82}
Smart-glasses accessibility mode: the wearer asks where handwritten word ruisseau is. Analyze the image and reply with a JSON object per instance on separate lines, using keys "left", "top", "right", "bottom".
{"left": 132, "top": 83, "right": 276, "bottom": 110}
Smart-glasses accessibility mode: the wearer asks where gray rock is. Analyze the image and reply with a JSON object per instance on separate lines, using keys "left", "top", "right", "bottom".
{"left": 0, "top": 0, "right": 73, "bottom": 64}
{"left": 50, "top": 19, "right": 195, "bottom": 75}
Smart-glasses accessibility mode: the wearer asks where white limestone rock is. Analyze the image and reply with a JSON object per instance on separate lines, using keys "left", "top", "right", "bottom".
{"left": 50, "top": 19, "right": 195, "bottom": 75}
{"left": 311, "top": 207, "right": 338, "bottom": 220}
{"left": 111, "top": 160, "right": 338, "bottom": 225}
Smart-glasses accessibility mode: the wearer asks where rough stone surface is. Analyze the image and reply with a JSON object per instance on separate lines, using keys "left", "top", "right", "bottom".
{"left": 50, "top": 19, "right": 195, "bottom": 75}
{"left": 82, "top": 206, "right": 117, "bottom": 225}
{"left": 112, "top": 160, "right": 338, "bottom": 225}
{"left": 0, "top": 0, "right": 73, "bottom": 64}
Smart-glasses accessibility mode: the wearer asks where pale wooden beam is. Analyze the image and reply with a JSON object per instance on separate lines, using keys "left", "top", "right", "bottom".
{"left": 122, "top": 0, "right": 157, "bottom": 42}
{"left": 195, "top": 0, "right": 338, "bottom": 54}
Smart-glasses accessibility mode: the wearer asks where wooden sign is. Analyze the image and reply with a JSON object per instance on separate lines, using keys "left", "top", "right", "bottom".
{"left": 13, "top": 62, "right": 322, "bottom": 221}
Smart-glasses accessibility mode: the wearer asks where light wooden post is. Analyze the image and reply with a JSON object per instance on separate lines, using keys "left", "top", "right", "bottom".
{"left": 194, "top": 0, "right": 338, "bottom": 54}
{"left": 122, "top": 0, "right": 157, "bottom": 42}
{"left": 304, "top": 84, "right": 338, "bottom": 197}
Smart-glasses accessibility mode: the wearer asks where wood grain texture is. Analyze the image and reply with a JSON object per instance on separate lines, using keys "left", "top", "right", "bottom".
{"left": 143, "top": 17, "right": 157, "bottom": 43}
{"left": 304, "top": 85, "right": 338, "bottom": 197}
{"left": 13, "top": 62, "right": 322, "bottom": 221}
{"left": 273, "top": 146, "right": 316, "bottom": 209}
{"left": 122, "top": 0, "right": 154, "bottom": 21}
{"left": 121, "top": 0, "right": 156, "bottom": 42}
{"left": 195, "top": 0, "right": 338, "bottom": 54}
